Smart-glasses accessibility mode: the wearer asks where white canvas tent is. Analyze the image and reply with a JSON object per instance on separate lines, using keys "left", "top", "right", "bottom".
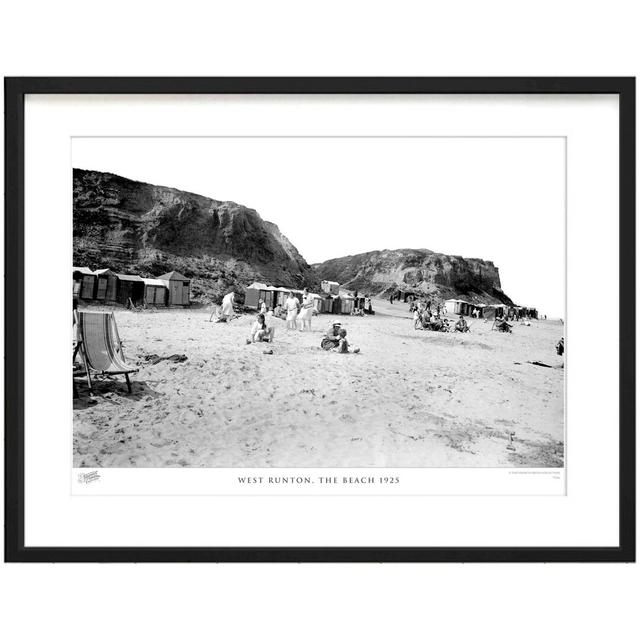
{"left": 444, "top": 299, "right": 470, "bottom": 315}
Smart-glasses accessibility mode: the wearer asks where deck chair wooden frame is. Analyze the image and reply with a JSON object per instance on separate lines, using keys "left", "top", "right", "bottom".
{"left": 75, "top": 310, "right": 138, "bottom": 395}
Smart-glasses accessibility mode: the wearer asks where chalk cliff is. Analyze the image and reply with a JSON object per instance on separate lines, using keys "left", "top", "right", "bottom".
{"left": 313, "top": 249, "right": 513, "bottom": 304}
{"left": 73, "top": 169, "right": 317, "bottom": 301}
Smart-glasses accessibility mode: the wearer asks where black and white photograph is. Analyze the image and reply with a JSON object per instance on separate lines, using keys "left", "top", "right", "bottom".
{"left": 72, "top": 136, "right": 565, "bottom": 469}
{"left": 2, "top": 2, "right": 638, "bottom": 636}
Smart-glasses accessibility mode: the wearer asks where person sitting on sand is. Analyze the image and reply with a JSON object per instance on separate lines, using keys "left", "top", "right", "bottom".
{"left": 325, "top": 321, "right": 341, "bottom": 340}
{"left": 495, "top": 317, "right": 512, "bottom": 332}
{"left": 219, "top": 291, "right": 236, "bottom": 322}
{"left": 320, "top": 321, "right": 342, "bottom": 350}
{"left": 454, "top": 315, "right": 469, "bottom": 333}
{"left": 284, "top": 291, "right": 300, "bottom": 330}
{"left": 265, "top": 309, "right": 277, "bottom": 330}
{"left": 247, "top": 313, "right": 274, "bottom": 343}
{"left": 431, "top": 315, "right": 444, "bottom": 332}
{"left": 333, "top": 328, "right": 360, "bottom": 354}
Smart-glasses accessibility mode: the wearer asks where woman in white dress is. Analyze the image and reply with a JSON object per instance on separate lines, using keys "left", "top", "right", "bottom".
{"left": 284, "top": 292, "right": 300, "bottom": 330}
{"left": 220, "top": 291, "right": 235, "bottom": 322}
{"left": 297, "top": 288, "right": 314, "bottom": 332}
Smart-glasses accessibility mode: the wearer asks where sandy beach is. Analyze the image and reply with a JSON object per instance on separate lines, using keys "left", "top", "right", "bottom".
{"left": 73, "top": 300, "right": 564, "bottom": 468}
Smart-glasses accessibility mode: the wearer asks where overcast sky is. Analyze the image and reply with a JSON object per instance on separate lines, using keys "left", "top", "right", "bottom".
{"left": 73, "top": 137, "right": 565, "bottom": 317}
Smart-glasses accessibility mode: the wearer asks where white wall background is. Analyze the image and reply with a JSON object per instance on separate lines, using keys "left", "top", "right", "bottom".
{"left": 1, "top": 1, "right": 638, "bottom": 639}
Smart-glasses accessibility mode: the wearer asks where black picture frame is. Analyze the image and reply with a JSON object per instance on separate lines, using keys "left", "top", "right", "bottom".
{"left": 4, "top": 77, "right": 635, "bottom": 563}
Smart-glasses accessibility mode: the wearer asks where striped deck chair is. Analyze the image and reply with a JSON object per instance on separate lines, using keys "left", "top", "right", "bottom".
{"left": 77, "top": 311, "right": 138, "bottom": 393}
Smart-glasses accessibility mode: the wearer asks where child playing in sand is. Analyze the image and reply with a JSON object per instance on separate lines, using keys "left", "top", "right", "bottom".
{"left": 333, "top": 328, "right": 360, "bottom": 354}
{"left": 247, "top": 313, "right": 275, "bottom": 343}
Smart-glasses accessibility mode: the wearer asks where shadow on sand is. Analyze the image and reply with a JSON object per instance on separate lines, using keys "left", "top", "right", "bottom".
{"left": 73, "top": 376, "right": 162, "bottom": 410}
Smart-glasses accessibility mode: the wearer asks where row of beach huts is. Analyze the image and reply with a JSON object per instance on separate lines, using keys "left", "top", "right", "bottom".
{"left": 443, "top": 299, "right": 538, "bottom": 319}
{"left": 73, "top": 267, "right": 191, "bottom": 307}
{"left": 244, "top": 280, "right": 363, "bottom": 315}
{"left": 244, "top": 280, "right": 538, "bottom": 320}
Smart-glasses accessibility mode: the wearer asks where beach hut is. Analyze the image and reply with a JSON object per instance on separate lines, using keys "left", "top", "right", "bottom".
{"left": 143, "top": 278, "right": 168, "bottom": 306}
{"left": 115, "top": 274, "right": 145, "bottom": 307}
{"left": 332, "top": 294, "right": 354, "bottom": 315}
{"left": 352, "top": 295, "right": 367, "bottom": 312}
{"left": 73, "top": 266, "right": 97, "bottom": 300}
{"left": 444, "top": 299, "right": 469, "bottom": 315}
{"left": 244, "top": 282, "right": 267, "bottom": 309}
{"left": 340, "top": 295, "right": 355, "bottom": 314}
{"left": 495, "top": 304, "right": 507, "bottom": 319}
{"left": 244, "top": 286, "right": 261, "bottom": 309}
{"left": 519, "top": 306, "right": 538, "bottom": 319}
{"left": 93, "top": 268, "right": 118, "bottom": 303}
{"left": 244, "top": 284, "right": 283, "bottom": 310}
{"left": 261, "top": 287, "right": 277, "bottom": 310}
{"left": 72, "top": 268, "right": 84, "bottom": 299}
{"left": 318, "top": 295, "right": 333, "bottom": 313}
{"left": 482, "top": 305, "right": 497, "bottom": 320}
{"left": 158, "top": 271, "right": 191, "bottom": 307}
{"left": 321, "top": 280, "right": 340, "bottom": 295}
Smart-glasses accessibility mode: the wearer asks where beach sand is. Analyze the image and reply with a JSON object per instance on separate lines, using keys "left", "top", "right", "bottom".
{"left": 73, "top": 301, "right": 564, "bottom": 468}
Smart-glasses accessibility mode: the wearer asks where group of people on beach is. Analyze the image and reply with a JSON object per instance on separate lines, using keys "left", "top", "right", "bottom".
{"left": 411, "top": 300, "right": 456, "bottom": 332}
{"left": 321, "top": 321, "right": 359, "bottom": 353}
{"left": 218, "top": 288, "right": 359, "bottom": 353}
